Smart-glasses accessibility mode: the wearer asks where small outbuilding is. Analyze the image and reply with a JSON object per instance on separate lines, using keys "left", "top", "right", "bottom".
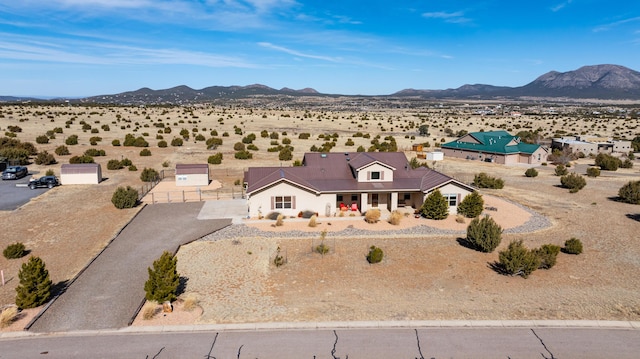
{"left": 60, "top": 163, "right": 102, "bottom": 185}
{"left": 426, "top": 151, "right": 444, "bottom": 161}
{"left": 175, "top": 163, "right": 209, "bottom": 187}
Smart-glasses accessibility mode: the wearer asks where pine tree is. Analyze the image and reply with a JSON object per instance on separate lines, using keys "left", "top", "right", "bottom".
{"left": 15, "top": 256, "right": 52, "bottom": 309}
{"left": 144, "top": 251, "right": 180, "bottom": 303}
{"left": 466, "top": 215, "right": 502, "bottom": 252}
{"left": 421, "top": 189, "right": 449, "bottom": 220}
{"left": 457, "top": 191, "right": 484, "bottom": 218}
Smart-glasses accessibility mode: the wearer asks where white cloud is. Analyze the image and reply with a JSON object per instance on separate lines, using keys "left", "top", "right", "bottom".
{"left": 593, "top": 16, "right": 640, "bottom": 32}
{"left": 422, "top": 11, "right": 470, "bottom": 24}
{"left": 258, "top": 42, "right": 340, "bottom": 62}
{"left": 550, "top": 0, "right": 573, "bottom": 12}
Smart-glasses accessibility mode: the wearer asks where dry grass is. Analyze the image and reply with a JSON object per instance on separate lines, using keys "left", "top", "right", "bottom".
{"left": 182, "top": 294, "right": 199, "bottom": 312}
{"left": 388, "top": 210, "right": 403, "bottom": 225}
{"left": 308, "top": 215, "right": 317, "bottom": 227}
{"left": 0, "top": 306, "right": 18, "bottom": 328}
{"left": 455, "top": 215, "right": 466, "bottom": 223}
{"left": 275, "top": 214, "right": 284, "bottom": 227}
{"left": 141, "top": 301, "right": 159, "bottom": 320}
{"left": 364, "top": 209, "right": 381, "bottom": 223}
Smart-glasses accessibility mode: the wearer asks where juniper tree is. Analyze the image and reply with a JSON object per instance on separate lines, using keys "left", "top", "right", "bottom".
{"left": 457, "top": 191, "right": 484, "bottom": 218}
{"left": 144, "top": 251, "right": 180, "bottom": 303}
{"left": 421, "top": 189, "right": 449, "bottom": 220}
{"left": 15, "top": 256, "right": 52, "bottom": 309}
{"left": 466, "top": 215, "right": 502, "bottom": 252}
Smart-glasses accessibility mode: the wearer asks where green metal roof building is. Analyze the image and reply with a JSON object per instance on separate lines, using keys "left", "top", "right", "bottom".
{"left": 441, "top": 131, "right": 548, "bottom": 165}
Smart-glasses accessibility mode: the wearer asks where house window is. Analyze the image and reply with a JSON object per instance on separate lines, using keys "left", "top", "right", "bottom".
{"left": 337, "top": 195, "right": 343, "bottom": 202}
{"left": 403, "top": 193, "right": 411, "bottom": 200}
{"left": 443, "top": 194, "right": 457, "bottom": 206}
{"left": 351, "top": 194, "right": 358, "bottom": 201}
{"left": 370, "top": 171, "right": 381, "bottom": 180}
{"left": 274, "top": 196, "right": 293, "bottom": 209}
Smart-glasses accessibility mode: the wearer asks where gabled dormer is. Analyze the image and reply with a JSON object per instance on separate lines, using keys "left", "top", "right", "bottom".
{"left": 348, "top": 153, "right": 395, "bottom": 182}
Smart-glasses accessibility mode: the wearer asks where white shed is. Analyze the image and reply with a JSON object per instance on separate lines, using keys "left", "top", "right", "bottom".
{"left": 426, "top": 151, "right": 444, "bottom": 161}
{"left": 60, "top": 163, "right": 102, "bottom": 184}
{"left": 175, "top": 164, "right": 209, "bottom": 187}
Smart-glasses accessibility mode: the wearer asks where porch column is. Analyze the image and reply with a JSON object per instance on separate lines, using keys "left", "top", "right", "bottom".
{"left": 360, "top": 192, "right": 368, "bottom": 213}
{"left": 390, "top": 192, "right": 398, "bottom": 211}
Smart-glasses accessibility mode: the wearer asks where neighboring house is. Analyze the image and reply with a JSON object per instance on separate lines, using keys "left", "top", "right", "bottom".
{"left": 551, "top": 136, "right": 632, "bottom": 155}
{"left": 244, "top": 152, "right": 474, "bottom": 218}
{"left": 175, "top": 163, "right": 209, "bottom": 187}
{"left": 60, "top": 163, "right": 102, "bottom": 184}
{"left": 441, "top": 130, "right": 548, "bottom": 165}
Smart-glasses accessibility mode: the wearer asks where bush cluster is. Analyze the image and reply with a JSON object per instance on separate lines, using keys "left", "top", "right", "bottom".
{"left": 69, "top": 155, "right": 94, "bottom": 164}
{"left": 140, "top": 168, "right": 160, "bottom": 182}
{"left": 563, "top": 238, "right": 583, "bottom": 254}
{"left": 207, "top": 153, "right": 223, "bottom": 165}
{"left": 34, "top": 151, "right": 56, "bottom": 165}
{"left": 595, "top": 153, "right": 620, "bottom": 171}
{"left": 54, "top": 145, "right": 70, "bottom": 156}
{"left": 473, "top": 173, "right": 504, "bottom": 189}
{"left": 498, "top": 241, "right": 561, "bottom": 278}
{"left": 586, "top": 167, "right": 601, "bottom": 177}
{"left": 618, "top": 181, "right": 640, "bottom": 204}
{"left": 524, "top": 168, "right": 538, "bottom": 177}
{"left": 554, "top": 164, "right": 568, "bottom": 176}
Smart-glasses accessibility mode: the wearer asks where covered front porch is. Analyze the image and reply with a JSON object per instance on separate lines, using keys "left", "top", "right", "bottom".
{"left": 336, "top": 191, "right": 424, "bottom": 214}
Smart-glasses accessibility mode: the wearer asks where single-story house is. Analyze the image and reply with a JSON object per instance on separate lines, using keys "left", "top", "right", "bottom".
{"left": 60, "top": 163, "right": 102, "bottom": 184}
{"left": 243, "top": 152, "right": 475, "bottom": 218}
{"left": 175, "top": 163, "right": 209, "bottom": 187}
{"left": 441, "top": 130, "right": 548, "bottom": 165}
{"left": 552, "top": 136, "right": 632, "bottom": 155}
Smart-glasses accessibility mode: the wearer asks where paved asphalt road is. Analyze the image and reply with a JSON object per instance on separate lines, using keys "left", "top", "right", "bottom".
{"left": 1, "top": 327, "right": 639, "bottom": 358}
{"left": 28, "top": 202, "right": 231, "bottom": 332}
{"left": 0, "top": 174, "right": 49, "bottom": 211}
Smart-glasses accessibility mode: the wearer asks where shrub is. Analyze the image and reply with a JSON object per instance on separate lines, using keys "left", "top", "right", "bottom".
{"left": 279, "top": 147, "right": 293, "bottom": 161}
{"left": 473, "top": 173, "right": 504, "bottom": 189}
{"left": 618, "top": 181, "right": 640, "bottom": 204}
{"left": 233, "top": 142, "right": 245, "bottom": 151}
{"left": 107, "top": 159, "right": 124, "bottom": 170}
{"left": 366, "top": 246, "right": 384, "bottom": 264}
{"left": 595, "top": 153, "right": 621, "bottom": 171}
{"left": 273, "top": 247, "right": 285, "bottom": 267}
{"left": 182, "top": 294, "right": 199, "bottom": 311}
{"left": 54, "top": 145, "right": 70, "bottom": 156}
{"left": 457, "top": 191, "right": 484, "bottom": 218}
{"left": 65, "top": 135, "right": 78, "bottom": 145}
{"left": 364, "top": 209, "right": 381, "bottom": 223}
{"left": 498, "top": 240, "right": 540, "bottom": 278}
{"left": 388, "top": 210, "right": 403, "bottom": 225}
{"left": 112, "top": 139, "right": 121, "bottom": 146}
{"left": 524, "top": 168, "right": 538, "bottom": 177}
{"left": 128, "top": 165, "right": 137, "bottom": 171}
{"left": 69, "top": 155, "right": 94, "bottom": 164}
{"left": 563, "top": 238, "right": 583, "bottom": 255}
{"left": 3, "top": 242, "right": 26, "bottom": 259}
{"left": 34, "top": 151, "right": 56, "bottom": 165}
{"left": 140, "top": 168, "right": 160, "bottom": 182}
{"left": 266, "top": 211, "right": 280, "bottom": 220}
{"left": 36, "top": 135, "right": 49, "bottom": 144}
{"left": 45, "top": 169, "right": 54, "bottom": 176}
{"left": 308, "top": 215, "right": 317, "bottom": 227}
{"left": 533, "top": 244, "right": 561, "bottom": 269}
{"left": 144, "top": 251, "right": 180, "bottom": 303}
{"left": 0, "top": 306, "right": 18, "bottom": 328}
{"left": 141, "top": 301, "right": 158, "bottom": 320}
{"left": 554, "top": 164, "right": 568, "bottom": 176}
{"left": 586, "top": 167, "right": 601, "bottom": 177}
{"left": 207, "top": 153, "right": 223, "bottom": 165}
{"left": 560, "top": 173, "right": 586, "bottom": 193}
{"left": 421, "top": 189, "right": 449, "bottom": 220}
{"left": 620, "top": 158, "right": 634, "bottom": 169}
{"left": 84, "top": 148, "right": 105, "bottom": 157}
{"left": 234, "top": 150, "right": 252, "bottom": 160}
{"left": 111, "top": 186, "right": 139, "bottom": 209}
{"left": 466, "top": 216, "right": 502, "bottom": 253}
{"left": 171, "top": 138, "right": 183, "bottom": 147}
{"left": 275, "top": 214, "right": 284, "bottom": 226}
{"left": 120, "top": 158, "right": 133, "bottom": 166}
{"left": 158, "top": 140, "right": 168, "bottom": 148}
{"left": 139, "top": 148, "right": 152, "bottom": 156}
{"left": 15, "top": 256, "right": 52, "bottom": 309}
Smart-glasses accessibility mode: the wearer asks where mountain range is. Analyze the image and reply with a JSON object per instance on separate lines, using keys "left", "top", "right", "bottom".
{"left": 3, "top": 64, "right": 640, "bottom": 104}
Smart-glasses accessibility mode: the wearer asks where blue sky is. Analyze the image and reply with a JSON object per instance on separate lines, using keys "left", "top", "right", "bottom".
{"left": 0, "top": 0, "right": 638, "bottom": 97}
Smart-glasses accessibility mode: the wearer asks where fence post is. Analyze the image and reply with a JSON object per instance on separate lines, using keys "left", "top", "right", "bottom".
{"left": 198, "top": 189, "right": 202, "bottom": 202}
{"left": 151, "top": 192, "right": 155, "bottom": 204}
{"left": 182, "top": 191, "right": 185, "bottom": 203}
{"left": 167, "top": 191, "right": 170, "bottom": 203}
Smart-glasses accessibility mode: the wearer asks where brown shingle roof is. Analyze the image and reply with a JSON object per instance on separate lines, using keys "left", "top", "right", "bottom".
{"left": 245, "top": 152, "right": 472, "bottom": 195}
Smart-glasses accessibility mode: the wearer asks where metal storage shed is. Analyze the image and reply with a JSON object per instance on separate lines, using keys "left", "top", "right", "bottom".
{"left": 60, "top": 163, "right": 102, "bottom": 184}
{"left": 175, "top": 163, "right": 209, "bottom": 187}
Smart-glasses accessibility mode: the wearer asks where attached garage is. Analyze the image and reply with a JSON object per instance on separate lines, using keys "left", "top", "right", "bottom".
{"left": 175, "top": 164, "right": 209, "bottom": 187}
{"left": 60, "top": 163, "right": 102, "bottom": 184}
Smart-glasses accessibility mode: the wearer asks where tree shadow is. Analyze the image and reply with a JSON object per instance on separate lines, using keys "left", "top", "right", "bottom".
{"left": 455, "top": 237, "right": 476, "bottom": 251}
{"left": 626, "top": 214, "right": 640, "bottom": 222}
{"left": 51, "top": 279, "right": 70, "bottom": 297}
{"left": 607, "top": 196, "right": 626, "bottom": 203}
{"left": 177, "top": 276, "right": 189, "bottom": 297}
{"left": 487, "top": 261, "right": 509, "bottom": 276}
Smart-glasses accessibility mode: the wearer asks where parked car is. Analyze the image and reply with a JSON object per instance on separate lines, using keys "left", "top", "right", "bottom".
{"left": 29, "top": 175, "right": 59, "bottom": 189}
{"left": 2, "top": 166, "right": 28, "bottom": 180}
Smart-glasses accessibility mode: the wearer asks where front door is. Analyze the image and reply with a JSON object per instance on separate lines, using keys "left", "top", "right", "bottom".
{"left": 371, "top": 193, "right": 379, "bottom": 207}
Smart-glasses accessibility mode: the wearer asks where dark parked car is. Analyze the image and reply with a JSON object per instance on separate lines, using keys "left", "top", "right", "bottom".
{"left": 29, "top": 176, "right": 59, "bottom": 189}
{"left": 2, "top": 166, "right": 28, "bottom": 180}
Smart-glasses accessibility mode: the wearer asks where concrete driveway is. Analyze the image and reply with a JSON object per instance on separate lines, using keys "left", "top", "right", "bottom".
{"left": 28, "top": 202, "right": 230, "bottom": 332}
{"left": 198, "top": 199, "right": 248, "bottom": 224}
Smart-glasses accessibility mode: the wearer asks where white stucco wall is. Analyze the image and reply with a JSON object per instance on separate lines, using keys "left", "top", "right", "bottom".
{"left": 175, "top": 173, "right": 209, "bottom": 187}
{"left": 247, "top": 182, "right": 337, "bottom": 218}
{"left": 356, "top": 163, "right": 394, "bottom": 182}
{"left": 424, "top": 182, "right": 473, "bottom": 213}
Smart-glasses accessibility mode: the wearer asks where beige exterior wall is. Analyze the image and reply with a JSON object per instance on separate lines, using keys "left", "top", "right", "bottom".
{"left": 356, "top": 163, "right": 394, "bottom": 182}
{"left": 613, "top": 141, "right": 632, "bottom": 153}
{"left": 248, "top": 182, "right": 336, "bottom": 218}
{"left": 61, "top": 173, "right": 100, "bottom": 185}
{"left": 424, "top": 183, "right": 473, "bottom": 213}
{"left": 175, "top": 173, "right": 209, "bottom": 187}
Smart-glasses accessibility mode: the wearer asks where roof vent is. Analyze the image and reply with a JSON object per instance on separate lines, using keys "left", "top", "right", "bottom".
{"left": 320, "top": 153, "right": 327, "bottom": 158}
{"left": 346, "top": 157, "right": 350, "bottom": 161}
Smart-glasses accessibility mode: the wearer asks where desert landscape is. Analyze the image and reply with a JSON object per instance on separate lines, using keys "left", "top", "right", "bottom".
{"left": 1, "top": 100, "right": 639, "bottom": 331}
